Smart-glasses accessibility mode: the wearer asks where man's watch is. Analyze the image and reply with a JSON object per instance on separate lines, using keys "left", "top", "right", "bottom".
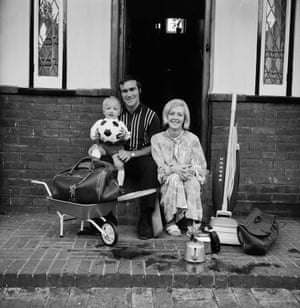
{"left": 131, "top": 151, "right": 136, "bottom": 158}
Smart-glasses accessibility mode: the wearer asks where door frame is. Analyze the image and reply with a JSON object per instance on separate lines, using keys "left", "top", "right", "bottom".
{"left": 111, "top": 0, "right": 124, "bottom": 95}
{"left": 112, "top": 0, "right": 212, "bottom": 157}
{"left": 201, "top": 0, "right": 212, "bottom": 158}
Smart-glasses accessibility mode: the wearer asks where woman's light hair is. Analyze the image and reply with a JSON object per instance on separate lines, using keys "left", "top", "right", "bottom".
{"left": 162, "top": 98, "right": 190, "bottom": 129}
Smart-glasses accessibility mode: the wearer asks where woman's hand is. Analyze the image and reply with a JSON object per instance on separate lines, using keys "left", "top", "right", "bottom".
{"left": 196, "top": 168, "right": 208, "bottom": 184}
{"left": 170, "top": 164, "right": 194, "bottom": 181}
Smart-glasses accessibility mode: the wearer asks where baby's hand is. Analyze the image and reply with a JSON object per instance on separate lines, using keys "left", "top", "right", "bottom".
{"left": 96, "top": 130, "right": 101, "bottom": 140}
{"left": 88, "top": 144, "right": 101, "bottom": 159}
{"left": 91, "top": 148, "right": 101, "bottom": 159}
{"left": 119, "top": 127, "right": 126, "bottom": 136}
{"left": 117, "top": 127, "right": 130, "bottom": 140}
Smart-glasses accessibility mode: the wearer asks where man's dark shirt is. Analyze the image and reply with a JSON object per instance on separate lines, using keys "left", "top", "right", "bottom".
{"left": 120, "top": 104, "right": 160, "bottom": 151}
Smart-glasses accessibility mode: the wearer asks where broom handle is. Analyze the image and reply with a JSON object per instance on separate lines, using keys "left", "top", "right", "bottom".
{"left": 221, "top": 93, "right": 237, "bottom": 211}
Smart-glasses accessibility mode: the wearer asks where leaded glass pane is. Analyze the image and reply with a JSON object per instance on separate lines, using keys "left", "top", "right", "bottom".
{"left": 263, "top": 0, "right": 286, "bottom": 85}
{"left": 38, "top": 0, "right": 60, "bottom": 76}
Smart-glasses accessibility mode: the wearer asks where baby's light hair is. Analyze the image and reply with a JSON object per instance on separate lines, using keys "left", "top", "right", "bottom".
{"left": 102, "top": 96, "right": 121, "bottom": 115}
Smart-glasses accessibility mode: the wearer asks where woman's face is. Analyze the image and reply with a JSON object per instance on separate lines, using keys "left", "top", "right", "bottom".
{"left": 167, "top": 105, "right": 185, "bottom": 130}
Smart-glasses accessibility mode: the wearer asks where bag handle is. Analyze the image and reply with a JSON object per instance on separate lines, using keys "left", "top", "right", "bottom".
{"left": 69, "top": 157, "right": 93, "bottom": 173}
{"left": 69, "top": 157, "right": 114, "bottom": 174}
{"left": 254, "top": 216, "right": 261, "bottom": 223}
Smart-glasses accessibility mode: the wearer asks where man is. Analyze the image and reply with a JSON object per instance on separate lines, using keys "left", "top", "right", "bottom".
{"left": 118, "top": 76, "right": 161, "bottom": 239}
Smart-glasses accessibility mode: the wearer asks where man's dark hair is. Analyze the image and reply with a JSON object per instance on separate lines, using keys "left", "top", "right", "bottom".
{"left": 119, "top": 75, "right": 142, "bottom": 91}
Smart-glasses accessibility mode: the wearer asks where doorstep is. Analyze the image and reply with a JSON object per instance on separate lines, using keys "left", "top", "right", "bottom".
{"left": 0, "top": 213, "right": 300, "bottom": 289}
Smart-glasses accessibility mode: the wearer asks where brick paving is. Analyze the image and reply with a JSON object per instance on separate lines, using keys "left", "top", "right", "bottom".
{"left": 0, "top": 213, "right": 300, "bottom": 289}
{"left": 1, "top": 287, "right": 300, "bottom": 307}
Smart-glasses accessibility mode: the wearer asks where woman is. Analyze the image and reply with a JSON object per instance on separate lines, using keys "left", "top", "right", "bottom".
{"left": 151, "top": 99, "right": 208, "bottom": 236}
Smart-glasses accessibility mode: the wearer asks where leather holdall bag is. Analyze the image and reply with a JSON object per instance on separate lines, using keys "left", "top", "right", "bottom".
{"left": 237, "top": 208, "right": 279, "bottom": 255}
{"left": 52, "top": 157, "right": 119, "bottom": 203}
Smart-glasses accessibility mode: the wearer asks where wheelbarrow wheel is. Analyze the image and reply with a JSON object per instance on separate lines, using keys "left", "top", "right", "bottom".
{"left": 101, "top": 221, "right": 118, "bottom": 246}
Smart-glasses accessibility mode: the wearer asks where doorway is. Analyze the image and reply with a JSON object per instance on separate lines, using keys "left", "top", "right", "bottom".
{"left": 122, "top": 0, "right": 205, "bottom": 136}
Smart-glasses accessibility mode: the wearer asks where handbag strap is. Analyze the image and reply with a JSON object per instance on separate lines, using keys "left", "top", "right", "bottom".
{"left": 239, "top": 208, "right": 277, "bottom": 237}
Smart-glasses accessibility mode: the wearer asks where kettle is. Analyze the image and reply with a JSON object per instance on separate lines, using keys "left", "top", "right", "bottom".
{"left": 184, "top": 239, "right": 205, "bottom": 263}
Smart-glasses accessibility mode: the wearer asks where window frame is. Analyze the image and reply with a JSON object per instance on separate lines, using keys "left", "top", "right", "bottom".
{"left": 30, "top": 0, "right": 118, "bottom": 92}
{"left": 256, "top": 0, "right": 292, "bottom": 96}
{"left": 32, "top": 0, "right": 64, "bottom": 89}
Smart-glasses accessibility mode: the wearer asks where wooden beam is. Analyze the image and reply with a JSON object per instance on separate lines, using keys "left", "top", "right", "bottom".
{"left": 111, "top": 0, "right": 120, "bottom": 95}
{"left": 29, "top": 0, "right": 34, "bottom": 88}
{"left": 201, "top": 0, "right": 212, "bottom": 161}
{"left": 287, "top": 0, "right": 296, "bottom": 96}
{"left": 255, "top": 0, "right": 263, "bottom": 95}
{"left": 62, "top": 0, "right": 67, "bottom": 89}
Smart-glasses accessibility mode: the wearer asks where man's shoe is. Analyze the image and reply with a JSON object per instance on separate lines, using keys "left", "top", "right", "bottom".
{"left": 77, "top": 227, "right": 99, "bottom": 236}
{"left": 137, "top": 213, "right": 153, "bottom": 240}
{"left": 137, "top": 228, "right": 153, "bottom": 240}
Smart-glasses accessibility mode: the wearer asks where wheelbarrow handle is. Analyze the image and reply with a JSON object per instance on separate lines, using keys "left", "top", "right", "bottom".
{"left": 31, "top": 180, "right": 53, "bottom": 197}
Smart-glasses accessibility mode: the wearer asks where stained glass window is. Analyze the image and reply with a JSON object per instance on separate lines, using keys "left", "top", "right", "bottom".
{"left": 38, "top": 0, "right": 60, "bottom": 76}
{"left": 263, "top": 0, "right": 286, "bottom": 85}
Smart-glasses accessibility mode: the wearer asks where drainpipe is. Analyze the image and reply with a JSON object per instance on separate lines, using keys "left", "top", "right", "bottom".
{"left": 201, "top": 0, "right": 212, "bottom": 163}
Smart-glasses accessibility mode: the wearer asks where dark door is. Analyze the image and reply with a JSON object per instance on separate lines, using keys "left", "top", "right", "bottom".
{"left": 124, "top": 0, "right": 205, "bottom": 135}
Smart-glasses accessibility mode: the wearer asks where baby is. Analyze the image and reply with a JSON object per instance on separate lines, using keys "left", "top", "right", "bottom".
{"left": 88, "top": 96, "right": 130, "bottom": 187}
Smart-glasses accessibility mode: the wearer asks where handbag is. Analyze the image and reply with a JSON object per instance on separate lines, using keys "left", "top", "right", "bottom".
{"left": 237, "top": 208, "right": 279, "bottom": 255}
{"left": 52, "top": 157, "right": 119, "bottom": 203}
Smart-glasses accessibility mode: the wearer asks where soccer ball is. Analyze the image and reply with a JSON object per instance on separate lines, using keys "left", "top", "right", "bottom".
{"left": 97, "top": 118, "right": 124, "bottom": 143}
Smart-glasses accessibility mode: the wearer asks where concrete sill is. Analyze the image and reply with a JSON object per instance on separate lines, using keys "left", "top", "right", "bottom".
{"left": 209, "top": 93, "right": 300, "bottom": 104}
{"left": 0, "top": 86, "right": 113, "bottom": 97}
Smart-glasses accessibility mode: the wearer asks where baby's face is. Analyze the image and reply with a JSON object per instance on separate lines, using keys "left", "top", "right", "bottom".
{"left": 103, "top": 100, "right": 120, "bottom": 119}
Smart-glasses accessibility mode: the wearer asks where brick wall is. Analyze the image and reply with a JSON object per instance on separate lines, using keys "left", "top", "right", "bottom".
{"left": 0, "top": 88, "right": 155, "bottom": 225}
{"left": 209, "top": 94, "right": 300, "bottom": 217}
{"left": 0, "top": 90, "right": 106, "bottom": 212}
{"left": 0, "top": 89, "right": 299, "bottom": 219}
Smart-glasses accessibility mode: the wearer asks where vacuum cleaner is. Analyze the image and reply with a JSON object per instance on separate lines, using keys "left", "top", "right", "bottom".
{"left": 210, "top": 93, "right": 240, "bottom": 245}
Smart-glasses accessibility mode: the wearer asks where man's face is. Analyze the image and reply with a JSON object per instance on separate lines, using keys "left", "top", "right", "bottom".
{"left": 120, "top": 80, "right": 140, "bottom": 111}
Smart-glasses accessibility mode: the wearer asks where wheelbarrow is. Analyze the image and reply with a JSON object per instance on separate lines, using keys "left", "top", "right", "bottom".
{"left": 31, "top": 180, "right": 156, "bottom": 246}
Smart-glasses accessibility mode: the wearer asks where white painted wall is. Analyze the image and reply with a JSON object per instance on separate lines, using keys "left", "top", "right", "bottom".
{"left": 0, "top": 0, "right": 30, "bottom": 87}
{"left": 293, "top": 3, "right": 300, "bottom": 96}
{"left": 1, "top": 0, "right": 298, "bottom": 95}
{"left": 210, "top": 0, "right": 258, "bottom": 95}
{"left": 67, "top": 0, "right": 111, "bottom": 89}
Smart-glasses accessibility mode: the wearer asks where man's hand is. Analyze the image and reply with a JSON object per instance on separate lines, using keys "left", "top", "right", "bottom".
{"left": 118, "top": 149, "right": 132, "bottom": 162}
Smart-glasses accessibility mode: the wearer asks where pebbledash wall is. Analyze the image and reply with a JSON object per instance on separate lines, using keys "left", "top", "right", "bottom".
{"left": 0, "top": 88, "right": 300, "bottom": 221}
